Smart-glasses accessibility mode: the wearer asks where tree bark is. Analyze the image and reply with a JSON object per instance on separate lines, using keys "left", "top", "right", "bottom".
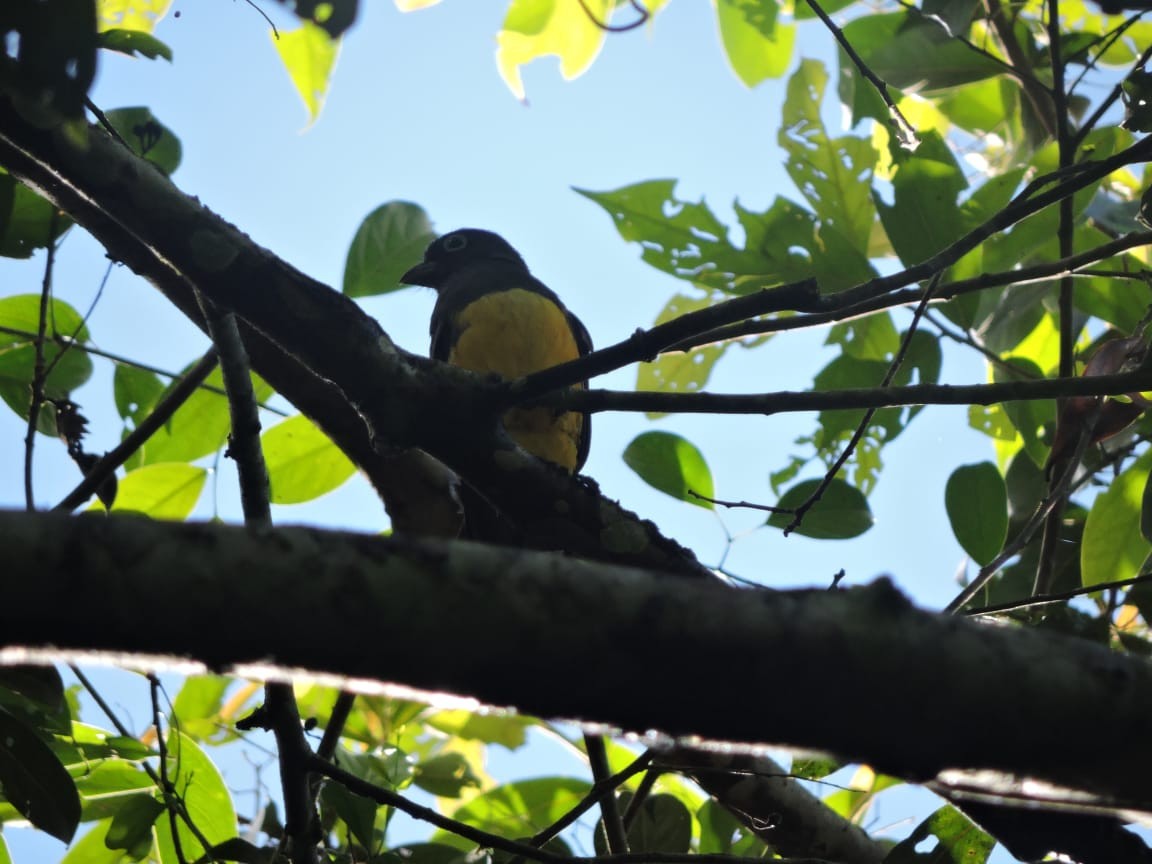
{"left": 3, "top": 509, "right": 1152, "bottom": 817}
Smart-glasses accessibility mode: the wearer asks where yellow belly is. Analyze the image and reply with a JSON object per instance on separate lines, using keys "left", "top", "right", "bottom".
{"left": 449, "top": 289, "right": 585, "bottom": 472}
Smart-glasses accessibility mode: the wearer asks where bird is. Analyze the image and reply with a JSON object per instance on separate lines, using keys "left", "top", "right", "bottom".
{"left": 401, "top": 228, "right": 592, "bottom": 474}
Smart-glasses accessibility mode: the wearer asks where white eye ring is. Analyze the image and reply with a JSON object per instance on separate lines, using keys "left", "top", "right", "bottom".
{"left": 443, "top": 234, "right": 468, "bottom": 252}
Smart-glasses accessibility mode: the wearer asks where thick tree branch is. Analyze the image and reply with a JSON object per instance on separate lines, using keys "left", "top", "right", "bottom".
{"left": 4, "top": 510, "right": 1152, "bottom": 816}
{"left": 0, "top": 97, "right": 708, "bottom": 577}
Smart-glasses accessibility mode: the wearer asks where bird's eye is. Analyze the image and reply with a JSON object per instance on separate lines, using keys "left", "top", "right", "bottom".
{"left": 443, "top": 234, "right": 468, "bottom": 252}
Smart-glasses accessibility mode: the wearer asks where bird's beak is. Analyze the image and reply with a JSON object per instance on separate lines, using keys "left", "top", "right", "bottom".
{"left": 400, "top": 260, "right": 438, "bottom": 286}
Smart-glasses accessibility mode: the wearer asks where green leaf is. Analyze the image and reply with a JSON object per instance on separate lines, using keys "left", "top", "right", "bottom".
{"left": 780, "top": 59, "right": 877, "bottom": 253}
{"left": 579, "top": 181, "right": 872, "bottom": 294}
{"left": 0, "top": 172, "right": 73, "bottom": 259}
{"left": 875, "top": 131, "right": 969, "bottom": 266}
{"left": 840, "top": 13, "right": 1004, "bottom": 93}
{"left": 171, "top": 676, "right": 231, "bottom": 741}
{"left": 993, "top": 357, "right": 1054, "bottom": 469}
{"left": 623, "top": 431, "right": 714, "bottom": 508}
{"left": 496, "top": 0, "right": 610, "bottom": 100}
{"left": 438, "top": 777, "right": 590, "bottom": 849}
{"left": 827, "top": 314, "right": 899, "bottom": 362}
{"left": 320, "top": 780, "right": 380, "bottom": 853}
{"left": 97, "top": 0, "right": 175, "bottom": 34}
{"left": 885, "top": 804, "right": 994, "bottom": 863}
{"left": 75, "top": 761, "right": 157, "bottom": 822}
{"left": 0, "top": 294, "right": 93, "bottom": 429}
{"left": 0, "top": 706, "right": 81, "bottom": 842}
{"left": 113, "top": 363, "right": 164, "bottom": 426}
{"left": 154, "top": 731, "right": 237, "bottom": 864}
{"left": 135, "top": 365, "right": 271, "bottom": 466}
{"left": 110, "top": 463, "right": 207, "bottom": 519}
{"left": 608, "top": 793, "right": 692, "bottom": 854}
{"left": 1083, "top": 448, "right": 1152, "bottom": 588}
{"left": 104, "top": 108, "right": 182, "bottom": 175}
{"left": 412, "top": 752, "right": 482, "bottom": 798}
{"left": 945, "top": 462, "right": 1007, "bottom": 565}
{"left": 104, "top": 794, "right": 163, "bottom": 858}
{"left": 263, "top": 414, "right": 356, "bottom": 504}
{"left": 715, "top": 0, "right": 795, "bottom": 88}
{"left": 273, "top": 21, "right": 340, "bottom": 124}
{"left": 97, "top": 28, "right": 173, "bottom": 60}
{"left": 636, "top": 294, "right": 730, "bottom": 417}
{"left": 345, "top": 201, "right": 436, "bottom": 297}
{"left": 59, "top": 818, "right": 133, "bottom": 864}
{"left": 425, "top": 710, "right": 535, "bottom": 750}
{"left": 380, "top": 844, "right": 481, "bottom": 864}
{"left": 766, "top": 477, "right": 873, "bottom": 539}
{"left": 0, "top": 834, "right": 10, "bottom": 864}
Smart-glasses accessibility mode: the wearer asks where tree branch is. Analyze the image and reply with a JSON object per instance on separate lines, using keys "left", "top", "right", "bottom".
{"left": 4, "top": 510, "right": 1152, "bottom": 814}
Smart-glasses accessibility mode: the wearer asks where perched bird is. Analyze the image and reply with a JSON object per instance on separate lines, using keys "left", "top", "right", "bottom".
{"left": 401, "top": 228, "right": 592, "bottom": 473}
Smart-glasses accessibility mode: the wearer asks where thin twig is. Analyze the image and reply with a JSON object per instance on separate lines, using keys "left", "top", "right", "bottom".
{"left": 70, "top": 666, "right": 222, "bottom": 862}
{"left": 585, "top": 734, "right": 628, "bottom": 853}
{"left": 567, "top": 368, "right": 1152, "bottom": 416}
{"left": 530, "top": 751, "right": 654, "bottom": 848}
{"left": 804, "top": 0, "right": 918, "bottom": 148}
{"left": 24, "top": 214, "right": 58, "bottom": 510}
{"left": 576, "top": 0, "right": 650, "bottom": 32}
{"left": 785, "top": 273, "right": 943, "bottom": 533}
{"left": 52, "top": 350, "right": 220, "bottom": 512}
{"left": 963, "top": 573, "right": 1152, "bottom": 616}
{"left": 151, "top": 674, "right": 189, "bottom": 864}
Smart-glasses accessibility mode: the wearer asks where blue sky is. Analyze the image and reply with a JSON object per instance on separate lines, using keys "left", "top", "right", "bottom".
{"left": 0, "top": 2, "right": 1005, "bottom": 858}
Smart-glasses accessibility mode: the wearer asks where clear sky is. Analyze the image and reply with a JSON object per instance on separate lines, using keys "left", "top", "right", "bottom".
{"left": 0, "top": 2, "right": 1004, "bottom": 859}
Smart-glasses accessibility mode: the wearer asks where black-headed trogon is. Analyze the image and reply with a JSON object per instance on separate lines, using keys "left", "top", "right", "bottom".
{"left": 401, "top": 228, "right": 592, "bottom": 474}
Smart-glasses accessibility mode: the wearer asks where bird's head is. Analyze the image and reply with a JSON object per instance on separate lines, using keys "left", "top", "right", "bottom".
{"left": 401, "top": 229, "right": 527, "bottom": 288}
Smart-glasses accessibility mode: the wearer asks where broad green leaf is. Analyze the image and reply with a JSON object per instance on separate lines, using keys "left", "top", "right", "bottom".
{"left": 875, "top": 131, "right": 969, "bottom": 266}
{"left": 579, "top": 181, "right": 872, "bottom": 293}
{"left": 0, "top": 706, "right": 80, "bottom": 842}
{"left": 97, "top": 28, "right": 173, "bottom": 60}
{"left": 135, "top": 365, "right": 271, "bottom": 466}
{"left": 497, "top": 0, "right": 610, "bottom": 101}
{"left": 104, "top": 108, "right": 182, "bottom": 175}
{"left": 716, "top": 0, "right": 795, "bottom": 88}
{"left": 345, "top": 201, "right": 436, "bottom": 297}
{"left": 425, "top": 710, "right": 535, "bottom": 750}
{"left": 0, "top": 835, "right": 9, "bottom": 864}
{"left": 171, "top": 676, "right": 231, "bottom": 742}
{"left": 767, "top": 477, "right": 873, "bottom": 538}
{"left": 824, "top": 767, "right": 902, "bottom": 821}
{"left": 840, "top": 13, "right": 1004, "bottom": 93}
{"left": 596, "top": 793, "right": 692, "bottom": 855}
{"left": 154, "top": 731, "right": 237, "bottom": 864}
{"left": 0, "top": 296, "right": 93, "bottom": 431}
{"left": 320, "top": 780, "right": 380, "bottom": 852}
{"left": 97, "top": 0, "right": 174, "bottom": 33}
{"left": 113, "top": 363, "right": 164, "bottom": 426}
{"left": 0, "top": 172, "right": 73, "bottom": 259}
{"left": 827, "top": 314, "right": 899, "bottom": 362}
{"left": 104, "top": 794, "right": 163, "bottom": 858}
{"left": 945, "top": 462, "right": 1007, "bottom": 565}
{"left": 382, "top": 844, "right": 489, "bottom": 864}
{"left": 0, "top": 294, "right": 90, "bottom": 343}
{"left": 636, "top": 293, "right": 730, "bottom": 416}
{"left": 0, "top": 666, "right": 68, "bottom": 722}
{"left": 110, "top": 463, "right": 206, "bottom": 519}
{"left": 623, "top": 431, "right": 714, "bottom": 508}
{"left": 886, "top": 804, "right": 994, "bottom": 863}
{"left": 412, "top": 751, "right": 483, "bottom": 798}
{"left": 274, "top": 22, "right": 340, "bottom": 124}
{"left": 1082, "top": 448, "right": 1152, "bottom": 587}
{"left": 263, "top": 414, "right": 356, "bottom": 504}
{"left": 992, "top": 357, "right": 1053, "bottom": 469}
{"left": 59, "top": 818, "right": 134, "bottom": 864}
{"left": 780, "top": 59, "right": 877, "bottom": 252}
{"left": 75, "top": 760, "right": 156, "bottom": 822}
{"left": 438, "top": 777, "right": 591, "bottom": 849}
